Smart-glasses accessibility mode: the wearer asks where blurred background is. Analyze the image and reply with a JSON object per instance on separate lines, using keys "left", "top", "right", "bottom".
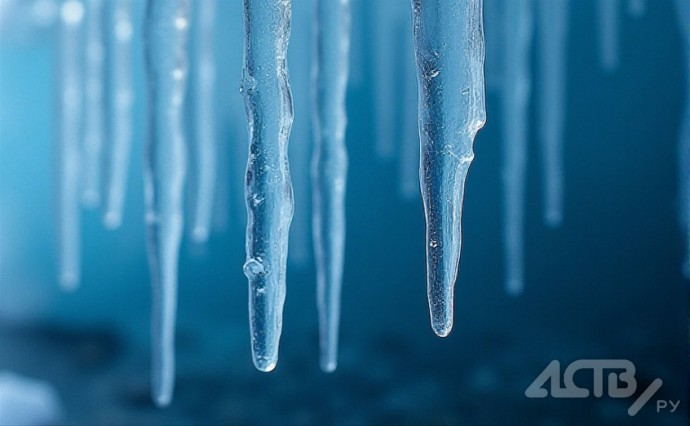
{"left": 0, "top": 0, "right": 688, "bottom": 424}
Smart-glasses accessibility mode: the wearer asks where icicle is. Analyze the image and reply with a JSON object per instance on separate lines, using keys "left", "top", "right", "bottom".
{"left": 373, "top": 0, "right": 406, "bottom": 160}
{"left": 190, "top": 0, "right": 217, "bottom": 243}
{"left": 411, "top": 0, "right": 486, "bottom": 337}
{"left": 598, "top": 0, "right": 620, "bottom": 73}
{"left": 312, "top": 0, "right": 350, "bottom": 373}
{"left": 627, "top": 0, "right": 646, "bottom": 18}
{"left": 676, "top": 0, "right": 690, "bottom": 277}
{"left": 502, "top": 0, "right": 533, "bottom": 296}
{"left": 288, "top": 0, "right": 313, "bottom": 266}
{"left": 57, "top": 0, "right": 85, "bottom": 291}
{"left": 103, "top": 0, "right": 134, "bottom": 229}
{"left": 143, "top": 0, "right": 190, "bottom": 406}
{"left": 537, "top": 0, "right": 568, "bottom": 227}
{"left": 399, "top": 22, "right": 419, "bottom": 201}
{"left": 241, "top": 0, "right": 295, "bottom": 372}
{"left": 81, "top": 0, "right": 105, "bottom": 208}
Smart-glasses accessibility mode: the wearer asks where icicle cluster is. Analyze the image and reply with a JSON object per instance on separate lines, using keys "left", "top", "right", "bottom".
{"left": 34, "top": 0, "right": 689, "bottom": 407}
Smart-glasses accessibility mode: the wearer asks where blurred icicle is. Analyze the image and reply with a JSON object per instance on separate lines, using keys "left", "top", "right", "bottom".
{"left": 241, "top": 0, "right": 295, "bottom": 372}
{"left": 598, "top": 0, "right": 620, "bottom": 72}
{"left": 537, "top": 0, "right": 569, "bottom": 227}
{"left": 628, "top": 0, "right": 646, "bottom": 18}
{"left": 103, "top": 0, "right": 135, "bottom": 229}
{"left": 411, "top": 0, "right": 486, "bottom": 337}
{"left": 373, "top": 0, "right": 406, "bottom": 160}
{"left": 143, "top": 0, "right": 190, "bottom": 406}
{"left": 676, "top": 0, "right": 690, "bottom": 277}
{"left": 399, "top": 15, "right": 419, "bottom": 201}
{"left": 312, "top": 0, "right": 351, "bottom": 373}
{"left": 81, "top": 0, "right": 106, "bottom": 208}
{"left": 288, "top": 0, "right": 313, "bottom": 266}
{"left": 502, "top": 0, "right": 533, "bottom": 296}
{"left": 484, "top": 0, "right": 504, "bottom": 92}
{"left": 190, "top": 0, "right": 217, "bottom": 243}
{"left": 57, "top": 0, "right": 85, "bottom": 291}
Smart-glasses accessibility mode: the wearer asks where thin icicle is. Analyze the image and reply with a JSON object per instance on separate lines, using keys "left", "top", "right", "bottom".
{"left": 81, "top": 0, "right": 105, "bottom": 208}
{"left": 627, "top": 0, "right": 645, "bottom": 18}
{"left": 537, "top": 0, "right": 568, "bottom": 227}
{"left": 373, "top": 0, "right": 406, "bottom": 160}
{"left": 241, "top": 0, "right": 295, "bottom": 372}
{"left": 399, "top": 21, "right": 419, "bottom": 201}
{"left": 288, "top": 0, "right": 313, "bottom": 266}
{"left": 502, "top": 0, "right": 533, "bottom": 296}
{"left": 312, "top": 0, "right": 350, "bottom": 373}
{"left": 676, "top": 0, "right": 690, "bottom": 277}
{"left": 411, "top": 0, "right": 486, "bottom": 337}
{"left": 57, "top": 0, "right": 85, "bottom": 291}
{"left": 598, "top": 0, "right": 619, "bottom": 72}
{"left": 103, "top": 0, "right": 134, "bottom": 229}
{"left": 190, "top": 0, "right": 217, "bottom": 243}
{"left": 143, "top": 0, "right": 190, "bottom": 407}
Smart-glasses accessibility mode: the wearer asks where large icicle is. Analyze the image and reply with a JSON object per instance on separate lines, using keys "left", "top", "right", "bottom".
{"left": 537, "top": 0, "right": 568, "bottom": 227}
{"left": 312, "top": 0, "right": 350, "bottom": 373}
{"left": 103, "top": 0, "right": 135, "bottom": 229}
{"left": 143, "top": 0, "right": 190, "bottom": 406}
{"left": 502, "top": 0, "right": 533, "bottom": 296}
{"left": 288, "top": 0, "right": 313, "bottom": 266}
{"left": 411, "top": 0, "right": 486, "bottom": 337}
{"left": 241, "top": 0, "right": 295, "bottom": 372}
{"left": 57, "top": 0, "right": 85, "bottom": 291}
{"left": 676, "top": 0, "right": 689, "bottom": 276}
{"left": 598, "top": 0, "right": 620, "bottom": 72}
{"left": 190, "top": 0, "right": 217, "bottom": 243}
{"left": 81, "top": 0, "right": 105, "bottom": 208}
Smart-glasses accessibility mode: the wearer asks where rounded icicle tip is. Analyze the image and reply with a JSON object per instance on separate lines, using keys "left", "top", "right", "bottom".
{"left": 431, "top": 318, "right": 453, "bottom": 338}
{"left": 153, "top": 391, "right": 172, "bottom": 408}
{"left": 320, "top": 358, "right": 337, "bottom": 373}
{"left": 253, "top": 357, "right": 277, "bottom": 373}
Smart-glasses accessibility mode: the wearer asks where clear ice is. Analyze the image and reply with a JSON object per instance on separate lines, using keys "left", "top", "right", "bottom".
{"left": 312, "top": 0, "right": 351, "bottom": 373}
{"left": 537, "top": 0, "right": 568, "bottom": 227}
{"left": 81, "top": 0, "right": 105, "bottom": 208}
{"left": 241, "top": 0, "right": 295, "bottom": 372}
{"left": 57, "top": 0, "right": 85, "bottom": 291}
{"left": 502, "top": 0, "right": 533, "bottom": 296}
{"left": 104, "top": 0, "right": 135, "bottom": 229}
{"left": 598, "top": 0, "right": 620, "bottom": 72}
{"left": 143, "top": 0, "right": 190, "bottom": 406}
{"left": 411, "top": 0, "right": 486, "bottom": 337}
{"left": 190, "top": 0, "right": 217, "bottom": 243}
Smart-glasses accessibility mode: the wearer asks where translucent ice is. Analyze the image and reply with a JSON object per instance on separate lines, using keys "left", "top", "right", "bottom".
{"left": 143, "top": 0, "right": 190, "bottom": 406}
{"left": 312, "top": 0, "right": 350, "bottom": 372}
{"left": 410, "top": 0, "right": 486, "bottom": 337}
{"left": 241, "top": 0, "right": 295, "bottom": 372}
